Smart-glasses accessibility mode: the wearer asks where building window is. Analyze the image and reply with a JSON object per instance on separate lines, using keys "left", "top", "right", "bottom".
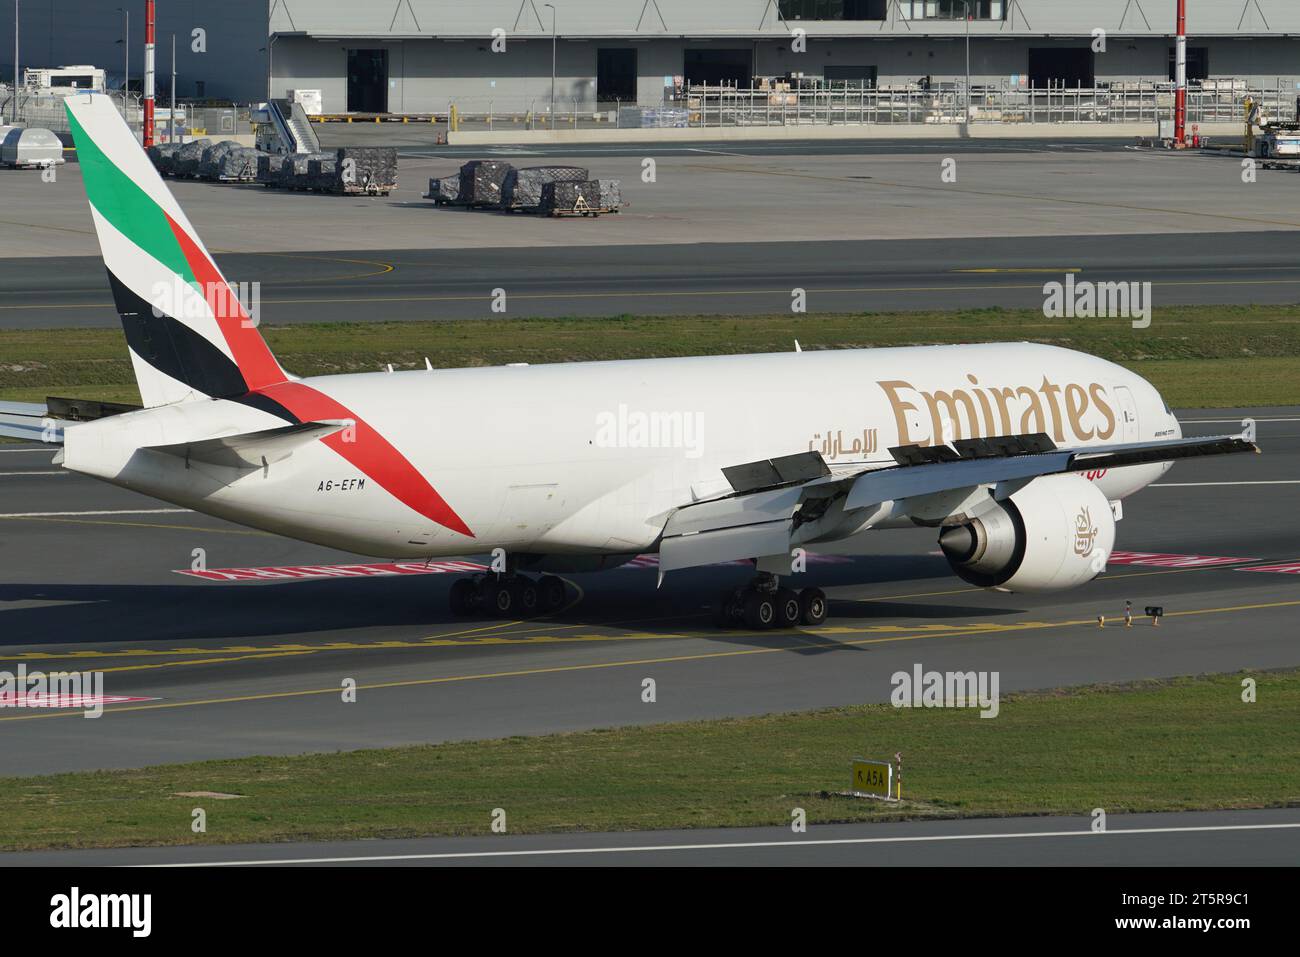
{"left": 779, "top": 1, "right": 889, "bottom": 20}
{"left": 899, "top": 1, "right": 1005, "bottom": 18}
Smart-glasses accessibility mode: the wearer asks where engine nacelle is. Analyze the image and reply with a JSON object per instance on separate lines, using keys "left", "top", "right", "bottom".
{"left": 938, "top": 475, "right": 1116, "bottom": 593}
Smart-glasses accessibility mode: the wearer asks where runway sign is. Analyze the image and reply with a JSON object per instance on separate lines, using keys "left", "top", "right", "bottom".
{"left": 851, "top": 759, "right": 893, "bottom": 800}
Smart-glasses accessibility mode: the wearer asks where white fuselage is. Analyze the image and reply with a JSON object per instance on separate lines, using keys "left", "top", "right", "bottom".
{"left": 61, "top": 342, "right": 1179, "bottom": 561}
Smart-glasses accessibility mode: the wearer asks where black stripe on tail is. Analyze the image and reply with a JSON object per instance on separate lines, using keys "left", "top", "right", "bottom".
{"left": 107, "top": 270, "right": 248, "bottom": 399}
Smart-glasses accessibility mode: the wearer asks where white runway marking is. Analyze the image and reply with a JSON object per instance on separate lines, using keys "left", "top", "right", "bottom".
{"left": 142, "top": 821, "right": 1300, "bottom": 867}
{"left": 0, "top": 471, "right": 66, "bottom": 476}
{"left": 1180, "top": 417, "right": 1300, "bottom": 424}
{"left": 1151, "top": 481, "right": 1300, "bottom": 487}
{"left": 0, "top": 508, "right": 190, "bottom": 518}
{"left": 0, "top": 447, "right": 54, "bottom": 453}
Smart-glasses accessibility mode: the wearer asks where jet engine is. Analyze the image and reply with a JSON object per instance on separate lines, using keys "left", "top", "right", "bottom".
{"left": 937, "top": 475, "right": 1116, "bottom": 593}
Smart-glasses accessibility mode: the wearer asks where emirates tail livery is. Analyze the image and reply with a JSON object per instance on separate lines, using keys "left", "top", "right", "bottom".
{"left": 0, "top": 94, "right": 1259, "bottom": 628}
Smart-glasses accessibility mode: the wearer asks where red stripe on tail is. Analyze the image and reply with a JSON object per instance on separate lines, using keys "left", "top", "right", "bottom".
{"left": 166, "top": 212, "right": 287, "bottom": 392}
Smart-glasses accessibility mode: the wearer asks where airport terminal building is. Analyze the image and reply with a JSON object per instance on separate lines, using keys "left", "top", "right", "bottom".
{"left": 8, "top": 0, "right": 1300, "bottom": 112}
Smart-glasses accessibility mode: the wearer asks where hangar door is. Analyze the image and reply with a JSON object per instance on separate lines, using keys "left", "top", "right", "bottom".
{"left": 598, "top": 49, "right": 638, "bottom": 103}
{"left": 347, "top": 49, "right": 389, "bottom": 113}
{"left": 1028, "top": 48, "right": 1094, "bottom": 89}
{"left": 684, "top": 49, "right": 753, "bottom": 87}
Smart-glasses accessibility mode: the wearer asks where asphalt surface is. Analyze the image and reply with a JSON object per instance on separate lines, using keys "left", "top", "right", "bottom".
{"left": 0, "top": 407, "right": 1295, "bottom": 778}
{"left": 4, "top": 230, "right": 1300, "bottom": 325}
{"left": 3, "top": 808, "right": 1296, "bottom": 867}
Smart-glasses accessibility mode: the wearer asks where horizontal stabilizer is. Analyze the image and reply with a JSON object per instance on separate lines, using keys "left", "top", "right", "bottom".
{"left": 0, "top": 400, "right": 75, "bottom": 445}
{"left": 144, "top": 419, "right": 351, "bottom": 470}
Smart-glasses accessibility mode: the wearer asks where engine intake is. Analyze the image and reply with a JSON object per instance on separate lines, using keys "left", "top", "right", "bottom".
{"left": 939, "top": 475, "right": 1116, "bottom": 593}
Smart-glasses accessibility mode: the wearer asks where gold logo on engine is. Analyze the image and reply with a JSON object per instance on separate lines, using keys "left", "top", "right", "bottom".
{"left": 1073, "top": 506, "right": 1099, "bottom": 557}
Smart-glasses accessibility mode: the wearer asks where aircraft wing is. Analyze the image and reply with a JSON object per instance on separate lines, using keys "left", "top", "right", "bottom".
{"left": 657, "top": 432, "right": 1257, "bottom": 577}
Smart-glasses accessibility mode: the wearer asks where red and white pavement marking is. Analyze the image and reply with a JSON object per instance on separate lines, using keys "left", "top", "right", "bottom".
{"left": 174, "top": 553, "right": 856, "bottom": 583}
{"left": 1236, "top": 562, "right": 1300, "bottom": 575}
{"left": 176, "top": 560, "right": 488, "bottom": 582}
{"left": 0, "top": 693, "right": 158, "bottom": 709}
{"left": 618, "top": 554, "right": 853, "bottom": 570}
{"left": 1106, "top": 551, "right": 1258, "bottom": 569}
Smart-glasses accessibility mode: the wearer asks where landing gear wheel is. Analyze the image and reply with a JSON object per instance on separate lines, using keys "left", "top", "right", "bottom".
{"left": 486, "top": 581, "right": 514, "bottom": 616}
{"left": 799, "top": 587, "right": 828, "bottom": 626}
{"left": 517, "top": 580, "right": 540, "bottom": 616}
{"left": 449, "top": 578, "right": 476, "bottom": 617}
{"left": 538, "top": 575, "right": 567, "bottom": 612}
{"left": 743, "top": 591, "right": 776, "bottom": 630}
{"left": 775, "top": 588, "right": 801, "bottom": 629}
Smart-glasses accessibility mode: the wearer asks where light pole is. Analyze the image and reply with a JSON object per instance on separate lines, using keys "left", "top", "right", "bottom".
{"left": 957, "top": 0, "right": 971, "bottom": 123}
{"left": 116, "top": 7, "right": 129, "bottom": 117}
{"left": 170, "top": 32, "right": 176, "bottom": 142}
{"left": 12, "top": 0, "right": 18, "bottom": 125}
{"left": 543, "top": 3, "right": 556, "bottom": 123}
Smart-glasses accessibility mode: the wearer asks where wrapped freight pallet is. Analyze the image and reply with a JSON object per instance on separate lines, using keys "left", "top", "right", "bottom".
{"left": 217, "top": 147, "right": 262, "bottom": 183}
{"left": 501, "top": 166, "right": 589, "bottom": 212}
{"left": 425, "top": 176, "right": 461, "bottom": 205}
{"left": 597, "top": 179, "right": 623, "bottom": 212}
{"left": 197, "top": 140, "right": 240, "bottom": 181}
{"left": 458, "top": 160, "right": 514, "bottom": 207}
{"left": 306, "top": 156, "right": 338, "bottom": 191}
{"left": 539, "top": 180, "right": 605, "bottom": 217}
{"left": 256, "top": 152, "right": 279, "bottom": 187}
{"left": 172, "top": 139, "right": 211, "bottom": 178}
{"left": 277, "top": 152, "right": 330, "bottom": 190}
{"left": 334, "top": 146, "right": 396, "bottom": 195}
{"left": 146, "top": 143, "right": 180, "bottom": 175}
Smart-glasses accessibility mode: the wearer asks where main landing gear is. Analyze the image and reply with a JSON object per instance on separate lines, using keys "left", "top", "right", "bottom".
{"left": 713, "top": 573, "right": 827, "bottom": 630}
{"left": 449, "top": 573, "right": 568, "bottom": 618}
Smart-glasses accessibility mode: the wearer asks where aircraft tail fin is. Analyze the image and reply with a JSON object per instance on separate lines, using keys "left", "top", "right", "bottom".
{"left": 65, "top": 93, "right": 288, "bottom": 408}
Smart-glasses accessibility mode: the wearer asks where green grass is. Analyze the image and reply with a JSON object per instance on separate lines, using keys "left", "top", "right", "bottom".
{"left": 3, "top": 304, "right": 1300, "bottom": 409}
{"left": 2, "top": 671, "right": 1296, "bottom": 851}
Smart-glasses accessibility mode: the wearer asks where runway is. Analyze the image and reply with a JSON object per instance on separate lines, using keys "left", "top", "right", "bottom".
{"left": 2, "top": 808, "right": 1296, "bottom": 866}
{"left": 5, "top": 230, "right": 1300, "bottom": 326}
{"left": 0, "top": 408, "right": 1296, "bottom": 778}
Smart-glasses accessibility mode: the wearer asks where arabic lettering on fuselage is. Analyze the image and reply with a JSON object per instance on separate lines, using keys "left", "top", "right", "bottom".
{"left": 808, "top": 428, "right": 879, "bottom": 460}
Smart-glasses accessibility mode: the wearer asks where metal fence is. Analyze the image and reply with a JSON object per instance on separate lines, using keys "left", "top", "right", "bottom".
{"left": 0, "top": 87, "right": 254, "bottom": 140}
{"left": 681, "top": 79, "right": 1296, "bottom": 129}
{"left": 441, "top": 78, "right": 1294, "bottom": 131}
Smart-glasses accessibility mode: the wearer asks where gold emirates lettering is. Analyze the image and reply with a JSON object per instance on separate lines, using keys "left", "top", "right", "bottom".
{"left": 878, "top": 376, "right": 1118, "bottom": 446}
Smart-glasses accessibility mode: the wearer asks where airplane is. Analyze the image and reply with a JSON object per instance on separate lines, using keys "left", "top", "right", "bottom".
{"left": 0, "top": 93, "right": 1259, "bottom": 629}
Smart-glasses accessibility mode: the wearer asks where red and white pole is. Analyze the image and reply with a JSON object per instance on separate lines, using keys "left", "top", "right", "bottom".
{"left": 1174, "top": 0, "right": 1187, "bottom": 145}
{"left": 143, "top": 0, "right": 156, "bottom": 146}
